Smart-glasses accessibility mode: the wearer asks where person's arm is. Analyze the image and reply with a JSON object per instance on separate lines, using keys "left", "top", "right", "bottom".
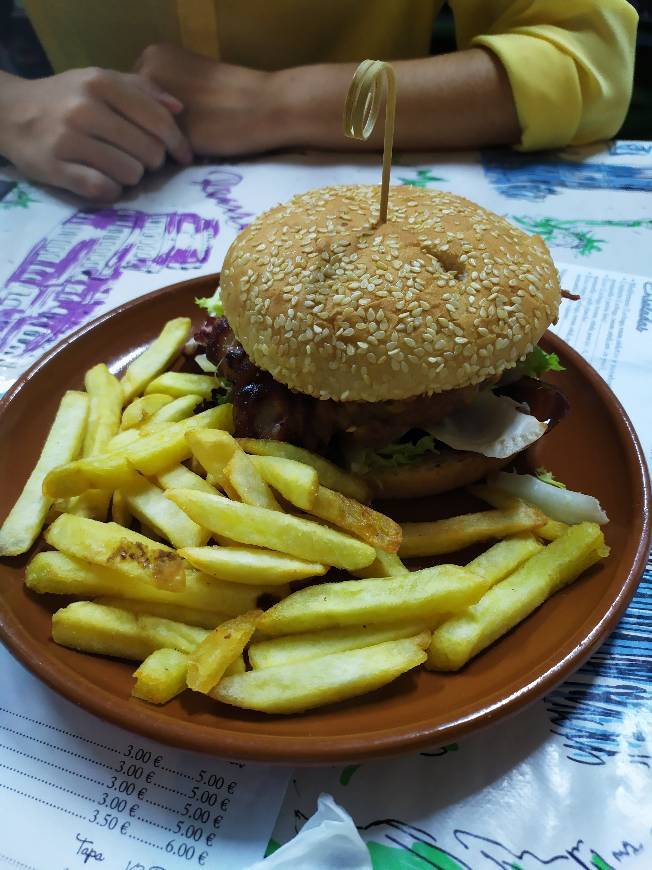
{"left": 0, "top": 68, "right": 192, "bottom": 201}
{"left": 450, "top": 0, "right": 638, "bottom": 150}
{"left": 274, "top": 49, "right": 521, "bottom": 151}
{"left": 136, "top": 43, "right": 520, "bottom": 157}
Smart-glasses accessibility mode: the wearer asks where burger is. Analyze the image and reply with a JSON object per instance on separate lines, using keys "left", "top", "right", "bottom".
{"left": 194, "top": 185, "right": 567, "bottom": 499}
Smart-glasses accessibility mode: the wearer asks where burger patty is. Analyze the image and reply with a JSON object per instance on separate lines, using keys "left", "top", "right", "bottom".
{"left": 195, "top": 317, "right": 490, "bottom": 451}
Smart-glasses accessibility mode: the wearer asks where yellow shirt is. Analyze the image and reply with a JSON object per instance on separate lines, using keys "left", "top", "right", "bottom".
{"left": 23, "top": 0, "right": 637, "bottom": 151}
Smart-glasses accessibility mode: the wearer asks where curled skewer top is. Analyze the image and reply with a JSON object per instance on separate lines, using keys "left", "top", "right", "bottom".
{"left": 343, "top": 60, "right": 397, "bottom": 224}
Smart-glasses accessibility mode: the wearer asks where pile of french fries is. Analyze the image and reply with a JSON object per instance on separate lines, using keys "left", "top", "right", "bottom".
{"left": 0, "top": 317, "right": 609, "bottom": 715}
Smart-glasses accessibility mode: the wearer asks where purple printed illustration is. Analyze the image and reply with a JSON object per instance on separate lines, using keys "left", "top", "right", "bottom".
{"left": 0, "top": 166, "right": 256, "bottom": 378}
{"left": 195, "top": 167, "right": 253, "bottom": 231}
{"left": 0, "top": 207, "right": 219, "bottom": 371}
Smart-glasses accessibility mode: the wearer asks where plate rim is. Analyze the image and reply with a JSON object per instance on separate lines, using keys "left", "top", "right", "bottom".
{"left": 1, "top": 274, "right": 650, "bottom": 764}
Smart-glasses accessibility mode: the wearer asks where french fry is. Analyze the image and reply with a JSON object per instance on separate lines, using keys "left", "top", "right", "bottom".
{"left": 0, "top": 390, "right": 89, "bottom": 556}
{"left": 26, "top": 551, "right": 284, "bottom": 615}
{"left": 470, "top": 484, "right": 569, "bottom": 542}
{"left": 466, "top": 535, "right": 544, "bottom": 588}
{"left": 255, "top": 458, "right": 400, "bottom": 552}
{"left": 249, "top": 622, "right": 430, "bottom": 670}
{"left": 45, "top": 514, "right": 186, "bottom": 591}
{"left": 132, "top": 648, "right": 245, "bottom": 705}
{"left": 87, "top": 408, "right": 230, "bottom": 483}
{"left": 121, "top": 394, "right": 173, "bottom": 430}
{"left": 123, "top": 474, "right": 210, "bottom": 548}
{"left": 121, "top": 317, "right": 191, "bottom": 403}
{"left": 167, "top": 488, "right": 376, "bottom": 570}
{"left": 145, "top": 372, "right": 218, "bottom": 399}
{"left": 248, "top": 455, "right": 318, "bottom": 511}
{"left": 156, "top": 463, "right": 221, "bottom": 495}
{"left": 81, "top": 364, "right": 123, "bottom": 453}
{"left": 257, "top": 565, "right": 486, "bottom": 635}
{"left": 238, "top": 438, "right": 371, "bottom": 503}
{"left": 536, "top": 519, "right": 570, "bottom": 542}
{"left": 107, "top": 428, "right": 141, "bottom": 452}
{"left": 95, "top": 597, "right": 230, "bottom": 629}
{"left": 126, "top": 405, "right": 234, "bottom": 477}
{"left": 178, "top": 545, "right": 327, "bottom": 585}
{"left": 185, "top": 429, "right": 237, "bottom": 494}
{"left": 132, "top": 648, "right": 189, "bottom": 704}
{"left": 43, "top": 453, "right": 141, "bottom": 499}
{"left": 187, "top": 610, "right": 261, "bottom": 693}
{"left": 226, "top": 655, "right": 246, "bottom": 675}
{"left": 351, "top": 549, "right": 407, "bottom": 579}
{"left": 212, "top": 635, "right": 428, "bottom": 714}
{"left": 307, "top": 486, "right": 401, "bottom": 553}
{"left": 224, "top": 450, "right": 281, "bottom": 511}
{"left": 146, "top": 394, "right": 202, "bottom": 426}
{"left": 111, "top": 490, "right": 132, "bottom": 527}
{"left": 52, "top": 601, "right": 208, "bottom": 659}
{"left": 68, "top": 365, "right": 128, "bottom": 520}
{"left": 399, "top": 502, "right": 547, "bottom": 558}
{"left": 427, "top": 523, "right": 609, "bottom": 672}
{"left": 139, "top": 612, "right": 208, "bottom": 653}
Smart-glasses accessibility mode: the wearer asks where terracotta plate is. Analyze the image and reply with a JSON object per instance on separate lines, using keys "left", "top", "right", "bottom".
{"left": 1, "top": 275, "right": 650, "bottom": 764}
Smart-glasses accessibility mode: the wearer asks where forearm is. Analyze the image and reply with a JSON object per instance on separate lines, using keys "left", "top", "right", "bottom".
{"left": 0, "top": 71, "right": 28, "bottom": 159}
{"left": 270, "top": 49, "right": 521, "bottom": 151}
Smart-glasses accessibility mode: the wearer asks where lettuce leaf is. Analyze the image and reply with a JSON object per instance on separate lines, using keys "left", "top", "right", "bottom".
{"left": 534, "top": 467, "right": 567, "bottom": 489}
{"left": 211, "top": 380, "right": 233, "bottom": 406}
{"left": 349, "top": 433, "right": 439, "bottom": 473}
{"left": 195, "top": 286, "right": 224, "bottom": 317}
{"left": 520, "top": 346, "right": 565, "bottom": 378}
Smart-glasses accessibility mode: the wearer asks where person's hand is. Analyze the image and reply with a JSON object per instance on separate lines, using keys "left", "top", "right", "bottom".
{"left": 0, "top": 68, "right": 193, "bottom": 201}
{"left": 135, "top": 43, "right": 281, "bottom": 156}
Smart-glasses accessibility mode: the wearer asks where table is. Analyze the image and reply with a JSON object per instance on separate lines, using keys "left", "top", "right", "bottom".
{"left": 1, "top": 141, "right": 650, "bottom": 870}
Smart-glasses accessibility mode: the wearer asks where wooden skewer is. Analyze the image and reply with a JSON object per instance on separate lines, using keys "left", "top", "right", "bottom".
{"left": 343, "top": 60, "right": 397, "bottom": 225}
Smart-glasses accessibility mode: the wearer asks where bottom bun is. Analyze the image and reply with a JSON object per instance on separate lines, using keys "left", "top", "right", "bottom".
{"left": 363, "top": 450, "right": 511, "bottom": 499}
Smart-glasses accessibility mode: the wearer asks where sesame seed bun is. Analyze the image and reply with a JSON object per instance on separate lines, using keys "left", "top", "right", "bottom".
{"left": 221, "top": 185, "right": 560, "bottom": 403}
{"left": 362, "top": 450, "right": 511, "bottom": 500}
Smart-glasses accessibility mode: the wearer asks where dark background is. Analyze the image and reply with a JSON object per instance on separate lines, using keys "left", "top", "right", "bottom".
{"left": 0, "top": 0, "right": 650, "bottom": 140}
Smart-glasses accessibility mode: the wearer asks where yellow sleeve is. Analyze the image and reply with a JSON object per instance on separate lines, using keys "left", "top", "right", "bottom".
{"left": 449, "top": 0, "right": 638, "bottom": 151}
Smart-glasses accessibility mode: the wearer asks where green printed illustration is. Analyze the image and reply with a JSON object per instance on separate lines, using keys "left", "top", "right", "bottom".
{"left": 367, "top": 837, "right": 620, "bottom": 870}
{"left": 340, "top": 764, "right": 362, "bottom": 785}
{"left": 369, "top": 839, "right": 467, "bottom": 869}
{"left": 510, "top": 215, "right": 652, "bottom": 256}
{"left": 591, "top": 856, "right": 616, "bottom": 870}
{"left": 398, "top": 168, "right": 447, "bottom": 187}
{"left": 356, "top": 820, "right": 630, "bottom": 870}
{"left": 265, "top": 837, "right": 282, "bottom": 857}
{"left": 0, "top": 182, "right": 38, "bottom": 210}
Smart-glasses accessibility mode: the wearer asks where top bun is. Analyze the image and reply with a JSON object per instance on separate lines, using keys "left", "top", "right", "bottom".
{"left": 221, "top": 185, "right": 560, "bottom": 402}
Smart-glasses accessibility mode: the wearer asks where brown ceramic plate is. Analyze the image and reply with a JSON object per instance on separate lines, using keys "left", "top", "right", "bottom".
{"left": 0, "top": 274, "right": 649, "bottom": 764}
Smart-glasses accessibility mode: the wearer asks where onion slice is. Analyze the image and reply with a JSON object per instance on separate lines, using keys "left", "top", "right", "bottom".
{"left": 489, "top": 471, "right": 609, "bottom": 525}
{"left": 194, "top": 353, "right": 218, "bottom": 374}
{"left": 428, "top": 392, "right": 547, "bottom": 460}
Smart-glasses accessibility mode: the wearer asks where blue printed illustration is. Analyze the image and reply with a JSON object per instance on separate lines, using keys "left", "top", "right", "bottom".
{"left": 609, "top": 141, "right": 652, "bottom": 156}
{"left": 510, "top": 215, "right": 652, "bottom": 256}
{"left": 481, "top": 150, "right": 652, "bottom": 200}
{"left": 636, "top": 282, "right": 652, "bottom": 333}
{"left": 0, "top": 207, "right": 219, "bottom": 370}
{"left": 544, "top": 555, "right": 652, "bottom": 768}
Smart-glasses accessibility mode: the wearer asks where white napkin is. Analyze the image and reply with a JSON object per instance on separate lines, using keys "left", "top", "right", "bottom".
{"left": 248, "top": 793, "right": 371, "bottom": 870}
